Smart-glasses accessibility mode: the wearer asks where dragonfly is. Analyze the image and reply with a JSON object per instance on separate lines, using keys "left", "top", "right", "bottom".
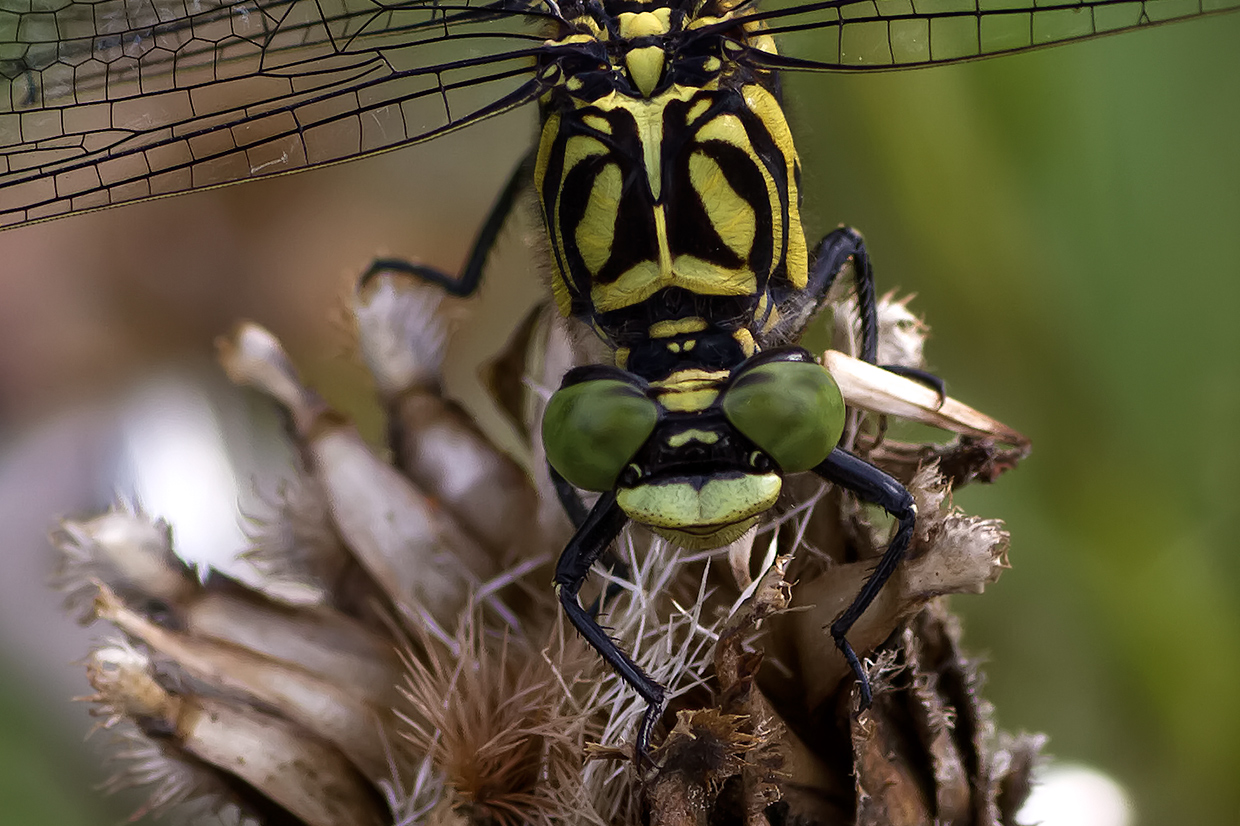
{"left": 3, "top": 0, "right": 1234, "bottom": 761}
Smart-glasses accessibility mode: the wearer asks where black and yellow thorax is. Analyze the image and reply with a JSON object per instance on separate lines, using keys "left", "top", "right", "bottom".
{"left": 532, "top": 0, "right": 808, "bottom": 384}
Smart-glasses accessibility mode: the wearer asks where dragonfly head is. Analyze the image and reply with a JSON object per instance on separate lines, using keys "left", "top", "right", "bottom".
{"left": 542, "top": 348, "right": 845, "bottom": 548}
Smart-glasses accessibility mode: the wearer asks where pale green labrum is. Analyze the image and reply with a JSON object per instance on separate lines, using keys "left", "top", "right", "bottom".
{"left": 616, "top": 474, "right": 783, "bottom": 530}
{"left": 721, "top": 360, "right": 845, "bottom": 473}
{"left": 542, "top": 379, "right": 659, "bottom": 492}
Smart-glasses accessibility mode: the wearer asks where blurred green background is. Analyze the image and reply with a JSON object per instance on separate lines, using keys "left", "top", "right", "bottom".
{"left": 0, "top": 11, "right": 1236, "bottom": 826}
{"left": 786, "top": 16, "right": 1240, "bottom": 826}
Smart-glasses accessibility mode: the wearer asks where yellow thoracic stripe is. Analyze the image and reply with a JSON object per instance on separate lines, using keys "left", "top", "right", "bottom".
{"left": 534, "top": 75, "right": 807, "bottom": 352}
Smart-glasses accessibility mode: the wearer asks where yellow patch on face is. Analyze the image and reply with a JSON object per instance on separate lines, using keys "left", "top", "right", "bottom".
{"left": 659, "top": 388, "right": 719, "bottom": 412}
{"left": 651, "top": 368, "right": 729, "bottom": 412}
{"left": 653, "top": 518, "right": 759, "bottom": 550}
{"left": 649, "top": 317, "right": 708, "bottom": 338}
{"left": 652, "top": 368, "right": 729, "bottom": 390}
{"left": 667, "top": 428, "right": 720, "bottom": 448}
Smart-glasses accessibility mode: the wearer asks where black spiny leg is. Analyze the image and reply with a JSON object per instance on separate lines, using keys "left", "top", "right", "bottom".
{"left": 549, "top": 463, "right": 630, "bottom": 618}
{"left": 365, "top": 152, "right": 533, "bottom": 297}
{"left": 813, "top": 448, "right": 917, "bottom": 709}
{"left": 553, "top": 493, "right": 666, "bottom": 762}
{"left": 549, "top": 463, "right": 591, "bottom": 529}
{"left": 779, "top": 227, "right": 945, "bottom": 398}
{"left": 811, "top": 228, "right": 879, "bottom": 364}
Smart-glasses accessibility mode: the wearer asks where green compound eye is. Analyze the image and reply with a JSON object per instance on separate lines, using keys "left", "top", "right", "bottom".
{"left": 543, "top": 379, "right": 659, "bottom": 492}
{"left": 721, "top": 360, "right": 845, "bottom": 473}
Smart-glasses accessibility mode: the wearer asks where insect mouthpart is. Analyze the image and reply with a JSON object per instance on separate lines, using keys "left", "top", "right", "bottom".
{"left": 615, "top": 468, "right": 781, "bottom": 548}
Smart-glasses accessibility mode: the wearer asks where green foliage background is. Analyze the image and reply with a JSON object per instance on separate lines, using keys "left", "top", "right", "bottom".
{"left": 0, "top": 12, "right": 1236, "bottom": 826}
{"left": 785, "top": 15, "right": 1240, "bottom": 825}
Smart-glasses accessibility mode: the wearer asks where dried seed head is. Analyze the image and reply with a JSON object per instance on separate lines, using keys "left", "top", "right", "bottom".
{"left": 52, "top": 503, "right": 195, "bottom": 621}
{"left": 398, "top": 610, "right": 592, "bottom": 826}
{"left": 220, "top": 321, "right": 499, "bottom": 619}
{"left": 217, "top": 322, "right": 326, "bottom": 436}
{"left": 55, "top": 272, "right": 1040, "bottom": 826}
{"left": 83, "top": 644, "right": 261, "bottom": 824}
{"left": 902, "top": 465, "right": 1011, "bottom": 597}
{"left": 649, "top": 710, "right": 754, "bottom": 826}
{"left": 832, "top": 290, "right": 929, "bottom": 370}
{"left": 238, "top": 473, "right": 345, "bottom": 606}
{"left": 353, "top": 271, "right": 449, "bottom": 398}
{"left": 362, "top": 277, "right": 545, "bottom": 562}
{"left": 83, "top": 640, "right": 178, "bottom": 726}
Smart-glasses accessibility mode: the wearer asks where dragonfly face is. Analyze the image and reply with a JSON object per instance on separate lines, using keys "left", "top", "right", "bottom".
{"left": 543, "top": 348, "right": 846, "bottom": 548}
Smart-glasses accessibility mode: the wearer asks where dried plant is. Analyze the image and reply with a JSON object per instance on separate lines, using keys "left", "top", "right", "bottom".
{"left": 53, "top": 269, "right": 1041, "bottom": 825}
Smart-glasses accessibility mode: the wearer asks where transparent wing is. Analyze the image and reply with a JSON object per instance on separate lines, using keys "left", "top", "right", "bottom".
{"left": 750, "top": 0, "right": 1240, "bottom": 69}
{"left": 0, "top": 0, "right": 1235, "bottom": 229}
{"left": 0, "top": 0, "right": 550, "bottom": 226}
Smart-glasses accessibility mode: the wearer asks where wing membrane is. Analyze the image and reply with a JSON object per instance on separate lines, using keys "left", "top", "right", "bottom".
{"left": 747, "top": 0, "right": 1240, "bottom": 69}
{"left": 0, "top": 0, "right": 549, "bottom": 226}
{"left": 0, "top": 0, "right": 1235, "bottom": 228}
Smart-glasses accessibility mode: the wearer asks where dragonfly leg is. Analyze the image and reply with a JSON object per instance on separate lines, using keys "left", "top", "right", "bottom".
{"left": 549, "top": 463, "right": 633, "bottom": 617}
{"left": 549, "top": 463, "right": 590, "bottom": 529}
{"left": 553, "top": 493, "right": 665, "bottom": 763}
{"left": 365, "top": 152, "right": 533, "bottom": 297}
{"left": 788, "top": 227, "right": 946, "bottom": 400}
{"left": 812, "top": 447, "right": 917, "bottom": 709}
{"left": 768, "top": 226, "right": 872, "bottom": 349}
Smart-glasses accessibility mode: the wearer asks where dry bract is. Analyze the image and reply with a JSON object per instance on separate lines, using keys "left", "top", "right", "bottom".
{"left": 54, "top": 271, "right": 1040, "bottom": 824}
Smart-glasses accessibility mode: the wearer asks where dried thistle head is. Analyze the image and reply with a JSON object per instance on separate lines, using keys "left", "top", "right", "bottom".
{"left": 397, "top": 611, "right": 594, "bottom": 826}
{"left": 53, "top": 268, "right": 1039, "bottom": 826}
